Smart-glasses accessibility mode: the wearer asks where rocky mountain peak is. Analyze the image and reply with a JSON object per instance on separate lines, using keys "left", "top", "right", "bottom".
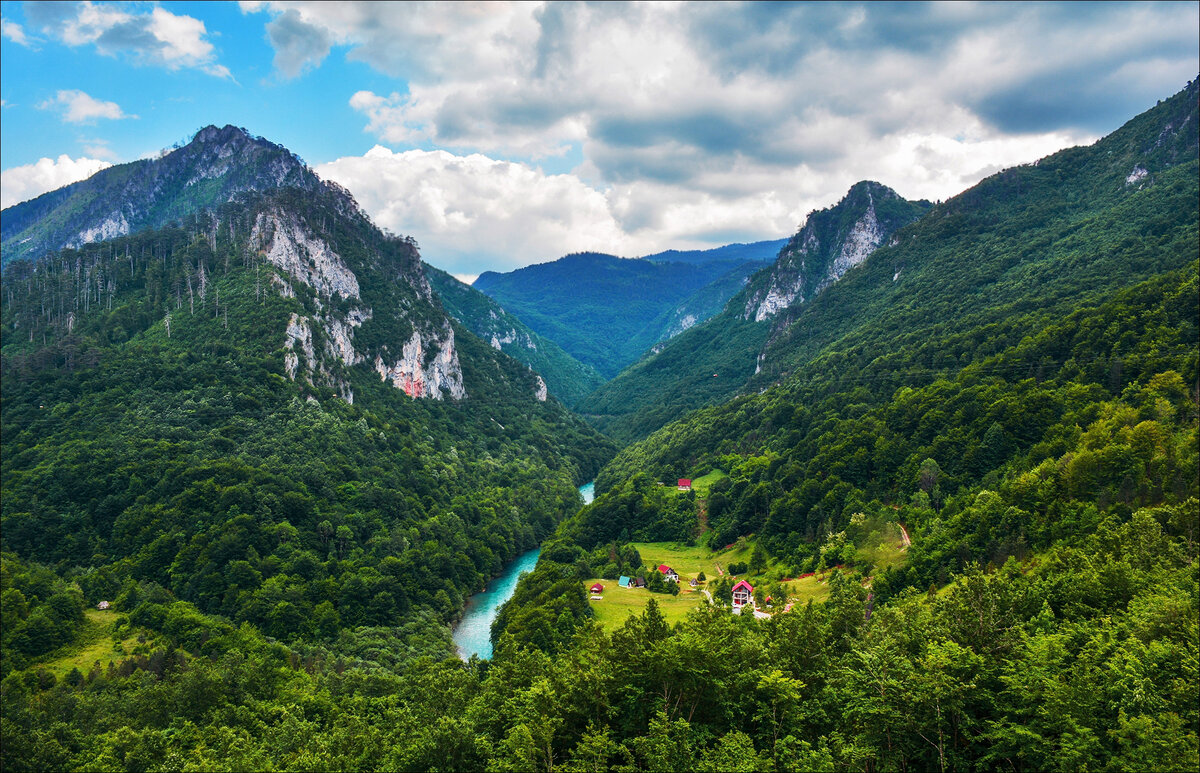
{"left": 742, "top": 181, "right": 929, "bottom": 322}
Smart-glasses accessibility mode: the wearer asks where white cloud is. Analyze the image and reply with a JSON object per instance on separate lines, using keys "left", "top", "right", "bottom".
{"left": 316, "top": 146, "right": 636, "bottom": 274}
{"left": 80, "top": 139, "right": 118, "bottom": 160}
{"left": 1, "top": 17, "right": 36, "bottom": 46}
{"left": 265, "top": 1, "right": 1197, "bottom": 274}
{"left": 38, "top": 89, "right": 131, "bottom": 124}
{"left": 27, "top": 1, "right": 232, "bottom": 78}
{"left": 1, "top": 154, "right": 112, "bottom": 209}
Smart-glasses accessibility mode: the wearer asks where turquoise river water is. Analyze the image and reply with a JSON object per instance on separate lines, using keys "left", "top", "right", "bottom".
{"left": 453, "top": 481, "right": 595, "bottom": 659}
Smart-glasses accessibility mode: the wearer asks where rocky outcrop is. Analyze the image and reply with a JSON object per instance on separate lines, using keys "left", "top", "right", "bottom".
{"left": 534, "top": 375, "right": 548, "bottom": 402}
{"left": 742, "top": 181, "right": 928, "bottom": 323}
{"left": 68, "top": 212, "right": 129, "bottom": 249}
{"left": 374, "top": 323, "right": 467, "bottom": 400}
{"left": 284, "top": 313, "right": 315, "bottom": 381}
{"left": 252, "top": 210, "right": 360, "bottom": 300}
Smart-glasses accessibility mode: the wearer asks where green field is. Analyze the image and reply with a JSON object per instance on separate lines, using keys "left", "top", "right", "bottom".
{"left": 582, "top": 540, "right": 836, "bottom": 629}
{"left": 631, "top": 540, "right": 741, "bottom": 579}
{"left": 36, "top": 609, "right": 141, "bottom": 679}
{"left": 689, "top": 469, "right": 728, "bottom": 497}
{"left": 583, "top": 579, "right": 707, "bottom": 632}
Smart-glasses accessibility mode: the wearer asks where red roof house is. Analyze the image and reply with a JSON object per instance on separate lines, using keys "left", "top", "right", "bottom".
{"left": 731, "top": 580, "right": 754, "bottom": 608}
{"left": 590, "top": 583, "right": 604, "bottom": 593}
{"left": 677, "top": 478, "right": 692, "bottom": 491}
{"left": 656, "top": 564, "right": 679, "bottom": 582}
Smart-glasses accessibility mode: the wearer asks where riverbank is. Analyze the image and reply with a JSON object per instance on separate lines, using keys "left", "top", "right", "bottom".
{"left": 452, "top": 480, "right": 595, "bottom": 659}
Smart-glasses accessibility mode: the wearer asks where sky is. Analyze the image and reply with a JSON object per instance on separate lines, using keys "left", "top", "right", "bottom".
{"left": 1, "top": 1, "right": 1197, "bottom": 281}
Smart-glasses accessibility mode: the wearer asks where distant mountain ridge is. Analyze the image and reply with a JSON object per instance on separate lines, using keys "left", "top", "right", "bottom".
{"left": 640, "top": 239, "right": 787, "bottom": 266}
{"left": 473, "top": 248, "right": 776, "bottom": 379}
{"left": 425, "top": 264, "right": 605, "bottom": 405}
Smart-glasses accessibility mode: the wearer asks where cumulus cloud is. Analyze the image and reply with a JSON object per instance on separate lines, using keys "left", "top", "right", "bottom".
{"left": 259, "top": 1, "right": 1198, "bottom": 272}
{"left": 25, "top": 1, "right": 232, "bottom": 78}
{"left": 1, "top": 155, "right": 112, "bottom": 209}
{"left": 266, "top": 8, "right": 332, "bottom": 78}
{"left": 1, "top": 17, "right": 37, "bottom": 46}
{"left": 316, "top": 146, "right": 636, "bottom": 274}
{"left": 38, "top": 89, "right": 132, "bottom": 124}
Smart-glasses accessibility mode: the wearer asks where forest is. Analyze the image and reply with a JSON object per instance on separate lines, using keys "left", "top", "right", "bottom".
{"left": 1, "top": 82, "right": 1198, "bottom": 772}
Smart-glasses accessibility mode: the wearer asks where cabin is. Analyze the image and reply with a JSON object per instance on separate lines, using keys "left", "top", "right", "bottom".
{"left": 634, "top": 577, "right": 647, "bottom": 588}
{"left": 96, "top": 601, "right": 110, "bottom": 610}
{"left": 731, "top": 580, "right": 754, "bottom": 608}
{"left": 590, "top": 583, "right": 604, "bottom": 594}
{"left": 656, "top": 564, "right": 679, "bottom": 583}
{"left": 619, "top": 576, "right": 631, "bottom": 588}
{"left": 677, "top": 478, "right": 692, "bottom": 491}
{"left": 689, "top": 578, "right": 699, "bottom": 587}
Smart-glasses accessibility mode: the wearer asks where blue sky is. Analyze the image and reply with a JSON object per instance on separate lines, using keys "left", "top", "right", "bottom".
{"left": 2, "top": 1, "right": 1197, "bottom": 280}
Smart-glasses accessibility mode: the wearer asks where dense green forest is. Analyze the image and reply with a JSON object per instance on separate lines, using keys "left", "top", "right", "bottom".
{"left": 2, "top": 84, "right": 1198, "bottom": 772}
{"left": 0, "top": 124, "right": 614, "bottom": 728}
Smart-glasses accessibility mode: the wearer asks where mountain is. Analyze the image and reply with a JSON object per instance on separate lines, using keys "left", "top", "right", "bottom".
{"left": 598, "top": 77, "right": 1198, "bottom": 495}
{"left": 1, "top": 125, "right": 322, "bottom": 267}
{"left": 640, "top": 238, "right": 787, "bottom": 266}
{"left": 473, "top": 250, "right": 775, "bottom": 378}
{"left": 1, "top": 126, "right": 614, "bottom": 661}
{"left": 424, "top": 264, "right": 605, "bottom": 405}
{"left": 2, "top": 84, "right": 1197, "bottom": 773}
{"left": 579, "top": 181, "right": 930, "bottom": 443}
{"left": 485, "top": 81, "right": 1197, "bottom": 773}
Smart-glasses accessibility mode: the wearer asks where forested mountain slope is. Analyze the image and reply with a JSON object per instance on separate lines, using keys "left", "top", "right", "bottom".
{"left": 468, "top": 83, "right": 1198, "bottom": 769}
{"left": 473, "top": 250, "right": 774, "bottom": 378}
{"left": 1, "top": 127, "right": 614, "bottom": 669}
{"left": 581, "top": 182, "right": 930, "bottom": 443}
{"left": 583, "top": 81, "right": 1198, "bottom": 446}
{"left": 424, "top": 264, "right": 604, "bottom": 405}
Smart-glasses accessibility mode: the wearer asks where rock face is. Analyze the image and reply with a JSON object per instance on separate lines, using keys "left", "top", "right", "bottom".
{"left": 374, "top": 325, "right": 466, "bottom": 400}
{"left": 743, "top": 181, "right": 929, "bottom": 323}
{"left": 252, "top": 210, "right": 361, "bottom": 300}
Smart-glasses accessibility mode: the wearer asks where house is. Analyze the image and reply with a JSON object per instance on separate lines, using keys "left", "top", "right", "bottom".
{"left": 656, "top": 564, "right": 679, "bottom": 583}
{"left": 677, "top": 478, "right": 692, "bottom": 491}
{"left": 689, "top": 578, "right": 699, "bottom": 587}
{"left": 619, "top": 576, "right": 631, "bottom": 588}
{"left": 731, "top": 580, "right": 754, "bottom": 608}
{"left": 590, "top": 583, "right": 604, "bottom": 593}
{"left": 96, "top": 601, "right": 110, "bottom": 610}
{"left": 634, "top": 577, "right": 647, "bottom": 588}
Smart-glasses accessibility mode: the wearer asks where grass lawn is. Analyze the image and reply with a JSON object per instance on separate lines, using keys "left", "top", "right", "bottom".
{"left": 582, "top": 578, "right": 707, "bottom": 632}
{"left": 689, "top": 469, "right": 728, "bottom": 497}
{"left": 36, "top": 608, "right": 141, "bottom": 679}
{"left": 781, "top": 575, "right": 832, "bottom": 605}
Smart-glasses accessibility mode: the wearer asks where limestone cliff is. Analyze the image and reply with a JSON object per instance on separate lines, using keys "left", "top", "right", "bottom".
{"left": 743, "top": 181, "right": 929, "bottom": 323}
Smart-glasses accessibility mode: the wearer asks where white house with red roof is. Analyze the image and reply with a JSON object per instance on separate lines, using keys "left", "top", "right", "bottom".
{"left": 656, "top": 564, "right": 679, "bottom": 583}
{"left": 677, "top": 478, "right": 692, "bottom": 491}
{"left": 731, "top": 580, "right": 754, "bottom": 608}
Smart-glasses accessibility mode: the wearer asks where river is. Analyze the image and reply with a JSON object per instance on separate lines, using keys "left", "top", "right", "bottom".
{"left": 453, "top": 481, "right": 595, "bottom": 659}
